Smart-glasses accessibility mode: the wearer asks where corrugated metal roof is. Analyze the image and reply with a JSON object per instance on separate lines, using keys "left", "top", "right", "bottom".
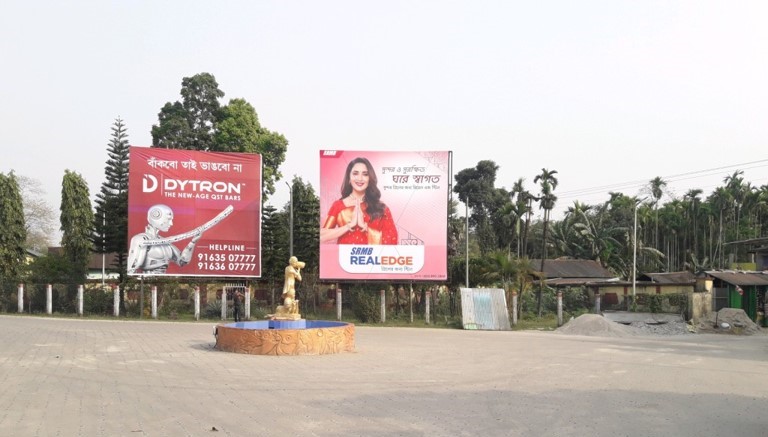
{"left": 642, "top": 271, "right": 696, "bottom": 284}
{"left": 705, "top": 271, "right": 768, "bottom": 286}
{"left": 545, "top": 278, "right": 620, "bottom": 286}
{"left": 529, "top": 259, "right": 615, "bottom": 279}
{"left": 48, "top": 247, "right": 121, "bottom": 271}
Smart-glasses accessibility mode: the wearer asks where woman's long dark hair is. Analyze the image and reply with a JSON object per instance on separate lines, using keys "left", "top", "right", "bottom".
{"left": 340, "top": 157, "right": 385, "bottom": 220}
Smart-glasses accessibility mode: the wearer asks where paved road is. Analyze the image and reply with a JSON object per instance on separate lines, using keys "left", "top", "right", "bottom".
{"left": 1, "top": 315, "right": 766, "bottom": 436}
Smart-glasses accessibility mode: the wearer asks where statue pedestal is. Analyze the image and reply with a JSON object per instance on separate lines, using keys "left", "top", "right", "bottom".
{"left": 216, "top": 320, "right": 355, "bottom": 355}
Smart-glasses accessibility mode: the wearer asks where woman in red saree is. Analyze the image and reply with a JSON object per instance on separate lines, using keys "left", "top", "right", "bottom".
{"left": 320, "top": 157, "right": 398, "bottom": 245}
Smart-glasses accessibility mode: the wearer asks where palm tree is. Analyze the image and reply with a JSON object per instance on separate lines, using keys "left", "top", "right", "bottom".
{"left": 534, "top": 168, "right": 558, "bottom": 317}
{"left": 511, "top": 178, "right": 535, "bottom": 257}
{"left": 708, "top": 187, "right": 732, "bottom": 268}
{"left": 683, "top": 189, "right": 703, "bottom": 260}
{"left": 479, "top": 250, "right": 534, "bottom": 316}
{"left": 573, "top": 205, "right": 627, "bottom": 273}
{"left": 753, "top": 185, "right": 768, "bottom": 237}
{"left": 496, "top": 201, "right": 514, "bottom": 255}
{"left": 647, "top": 176, "right": 667, "bottom": 249}
{"left": 723, "top": 171, "right": 752, "bottom": 261}
{"left": 658, "top": 199, "right": 685, "bottom": 270}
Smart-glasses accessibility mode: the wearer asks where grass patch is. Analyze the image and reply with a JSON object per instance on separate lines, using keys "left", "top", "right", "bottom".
{"left": 512, "top": 314, "right": 560, "bottom": 331}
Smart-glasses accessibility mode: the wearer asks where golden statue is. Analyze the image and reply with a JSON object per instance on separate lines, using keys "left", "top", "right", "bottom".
{"left": 271, "top": 256, "right": 305, "bottom": 320}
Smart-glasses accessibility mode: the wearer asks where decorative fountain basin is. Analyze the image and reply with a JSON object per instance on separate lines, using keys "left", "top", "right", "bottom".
{"left": 215, "top": 320, "right": 355, "bottom": 356}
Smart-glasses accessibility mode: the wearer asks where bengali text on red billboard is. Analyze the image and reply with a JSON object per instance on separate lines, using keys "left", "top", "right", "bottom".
{"left": 319, "top": 150, "right": 449, "bottom": 281}
{"left": 127, "top": 147, "right": 262, "bottom": 278}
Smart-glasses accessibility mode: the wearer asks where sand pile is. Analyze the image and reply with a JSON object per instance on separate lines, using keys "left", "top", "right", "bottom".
{"left": 697, "top": 308, "right": 762, "bottom": 335}
{"left": 555, "top": 314, "right": 640, "bottom": 337}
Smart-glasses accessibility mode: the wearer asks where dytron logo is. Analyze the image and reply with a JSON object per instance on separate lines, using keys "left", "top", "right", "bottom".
{"left": 142, "top": 174, "right": 243, "bottom": 194}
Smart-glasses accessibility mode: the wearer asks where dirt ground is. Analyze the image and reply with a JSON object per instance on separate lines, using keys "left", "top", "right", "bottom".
{"left": 556, "top": 308, "right": 762, "bottom": 337}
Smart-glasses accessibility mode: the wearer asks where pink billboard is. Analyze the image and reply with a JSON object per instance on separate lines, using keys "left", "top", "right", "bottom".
{"left": 319, "top": 150, "right": 450, "bottom": 281}
{"left": 127, "top": 147, "right": 262, "bottom": 278}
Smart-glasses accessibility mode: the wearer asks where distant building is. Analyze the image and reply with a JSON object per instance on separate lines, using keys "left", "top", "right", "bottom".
{"left": 46, "top": 247, "right": 122, "bottom": 282}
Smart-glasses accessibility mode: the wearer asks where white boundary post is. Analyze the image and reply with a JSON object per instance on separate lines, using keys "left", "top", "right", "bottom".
{"left": 194, "top": 286, "right": 201, "bottom": 321}
{"left": 245, "top": 286, "right": 251, "bottom": 321}
{"left": 77, "top": 285, "right": 84, "bottom": 316}
{"left": 336, "top": 288, "right": 342, "bottom": 321}
{"left": 17, "top": 283, "right": 23, "bottom": 314}
{"left": 511, "top": 291, "right": 518, "bottom": 326}
{"left": 425, "top": 289, "right": 431, "bottom": 325}
{"left": 380, "top": 289, "right": 386, "bottom": 323}
{"left": 557, "top": 290, "right": 563, "bottom": 327}
{"left": 221, "top": 286, "right": 228, "bottom": 321}
{"left": 113, "top": 285, "right": 120, "bottom": 317}
{"left": 46, "top": 284, "right": 53, "bottom": 315}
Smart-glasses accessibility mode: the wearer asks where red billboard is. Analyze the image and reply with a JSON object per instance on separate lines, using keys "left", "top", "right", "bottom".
{"left": 127, "top": 147, "right": 261, "bottom": 278}
{"left": 319, "top": 150, "right": 450, "bottom": 281}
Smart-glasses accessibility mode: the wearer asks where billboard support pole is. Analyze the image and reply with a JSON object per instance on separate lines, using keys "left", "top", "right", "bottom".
{"left": 465, "top": 202, "right": 469, "bottom": 288}
{"left": 336, "top": 285, "right": 342, "bottom": 321}
{"left": 139, "top": 276, "right": 144, "bottom": 319}
{"left": 151, "top": 285, "right": 158, "bottom": 319}
{"left": 409, "top": 282, "right": 413, "bottom": 324}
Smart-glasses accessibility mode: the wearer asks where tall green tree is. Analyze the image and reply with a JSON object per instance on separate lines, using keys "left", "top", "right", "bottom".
{"left": 707, "top": 186, "right": 731, "bottom": 268}
{"left": 151, "top": 73, "right": 224, "bottom": 151}
{"left": 289, "top": 177, "right": 320, "bottom": 272}
{"left": 151, "top": 101, "right": 194, "bottom": 150}
{"left": 0, "top": 172, "right": 27, "bottom": 283}
{"left": 93, "top": 118, "right": 130, "bottom": 312}
{"left": 151, "top": 73, "right": 288, "bottom": 200}
{"left": 60, "top": 170, "right": 94, "bottom": 282}
{"left": 215, "top": 98, "right": 288, "bottom": 198}
{"left": 683, "top": 188, "right": 703, "bottom": 261}
{"left": 724, "top": 170, "right": 749, "bottom": 260}
{"left": 510, "top": 178, "right": 536, "bottom": 257}
{"left": 94, "top": 118, "right": 130, "bottom": 273}
{"left": 454, "top": 161, "right": 506, "bottom": 254}
{"left": 534, "top": 168, "right": 558, "bottom": 316}
{"left": 646, "top": 176, "right": 667, "bottom": 249}
{"left": 261, "top": 204, "right": 289, "bottom": 301}
{"left": 286, "top": 177, "right": 320, "bottom": 308}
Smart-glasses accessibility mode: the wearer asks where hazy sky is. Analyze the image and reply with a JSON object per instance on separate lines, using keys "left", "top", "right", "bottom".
{"left": 2, "top": 1, "right": 767, "bottom": 241}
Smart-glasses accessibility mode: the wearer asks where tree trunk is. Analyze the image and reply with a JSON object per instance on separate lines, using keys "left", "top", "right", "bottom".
{"left": 536, "top": 211, "right": 550, "bottom": 317}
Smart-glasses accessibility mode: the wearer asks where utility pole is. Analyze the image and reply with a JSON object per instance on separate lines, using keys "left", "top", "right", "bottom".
{"left": 633, "top": 197, "right": 647, "bottom": 310}
{"left": 465, "top": 201, "right": 469, "bottom": 288}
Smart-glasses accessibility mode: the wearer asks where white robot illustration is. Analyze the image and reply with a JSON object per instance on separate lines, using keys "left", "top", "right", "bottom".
{"left": 127, "top": 204, "right": 233, "bottom": 274}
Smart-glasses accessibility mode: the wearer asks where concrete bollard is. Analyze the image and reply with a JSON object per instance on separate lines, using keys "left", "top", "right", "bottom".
{"left": 194, "top": 286, "right": 201, "bottom": 321}
{"left": 409, "top": 285, "right": 414, "bottom": 324}
{"left": 511, "top": 291, "right": 518, "bottom": 326}
{"left": 557, "top": 291, "right": 563, "bottom": 327}
{"left": 221, "top": 288, "right": 227, "bottom": 321}
{"left": 336, "top": 288, "right": 342, "bottom": 321}
{"left": 245, "top": 287, "right": 251, "bottom": 321}
{"left": 380, "top": 289, "right": 386, "bottom": 323}
{"left": 17, "top": 283, "right": 23, "bottom": 314}
{"left": 77, "top": 285, "right": 84, "bottom": 316}
{"left": 425, "top": 290, "right": 431, "bottom": 325}
{"left": 113, "top": 286, "right": 120, "bottom": 317}
{"left": 47, "top": 284, "right": 53, "bottom": 314}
